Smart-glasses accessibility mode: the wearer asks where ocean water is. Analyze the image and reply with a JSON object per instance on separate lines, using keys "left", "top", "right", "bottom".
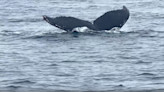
{"left": 1, "top": 0, "right": 164, "bottom": 92}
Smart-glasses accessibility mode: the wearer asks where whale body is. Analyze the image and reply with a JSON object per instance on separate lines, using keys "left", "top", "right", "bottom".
{"left": 43, "top": 6, "right": 130, "bottom": 32}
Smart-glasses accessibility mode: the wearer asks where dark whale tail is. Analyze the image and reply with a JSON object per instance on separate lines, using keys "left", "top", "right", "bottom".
{"left": 43, "top": 6, "right": 129, "bottom": 32}
{"left": 93, "top": 6, "right": 129, "bottom": 30}
{"left": 43, "top": 15, "right": 96, "bottom": 31}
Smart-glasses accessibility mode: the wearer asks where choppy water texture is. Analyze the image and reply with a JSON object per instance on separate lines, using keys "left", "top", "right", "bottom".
{"left": 1, "top": 0, "right": 164, "bottom": 92}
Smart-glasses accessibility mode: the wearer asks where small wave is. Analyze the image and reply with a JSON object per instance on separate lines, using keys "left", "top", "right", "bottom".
{"left": 56, "top": 74, "right": 75, "bottom": 77}
{"left": 93, "top": 60, "right": 108, "bottom": 63}
{"left": 125, "top": 29, "right": 163, "bottom": 38}
{"left": 114, "top": 84, "right": 125, "bottom": 88}
{"left": 139, "top": 73, "right": 156, "bottom": 76}
{"left": 12, "top": 80, "right": 35, "bottom": 84}
{"left": 0, "top": 30, "right": 23, "bottom": 36}
{"left": 151, "top": 76, "right": 164, "bottom": 80}
{"left": 8, "top": 18, "right": 43, "bottom": 23}
{"left": 49, "top": 63, "right": 58, "bottom": 66}
{"left": 24, "top": 31, "right": 71, "bottom": 40}
{"left": 62, "top": 60, "right": 77, "bottom": 63}
{"left": 135, "top": 60, "right": 152, "bottom": 64}
{"left": 6, "top": 85, "right": 21, "bottom": 89}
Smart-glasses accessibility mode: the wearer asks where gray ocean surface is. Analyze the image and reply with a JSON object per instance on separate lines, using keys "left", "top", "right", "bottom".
{"left": 1, "top": 0, "right": 164, "bottom": 92}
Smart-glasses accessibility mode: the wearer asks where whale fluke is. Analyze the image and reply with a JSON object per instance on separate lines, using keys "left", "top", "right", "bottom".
{"left": 93, "top": 6, "right": 129, "bottom": 30}
{"left": 43, "top": 6, "right": 130, "bottom": 32}
{"left": 43, "top": 16, "right": 96, "bottom": 31}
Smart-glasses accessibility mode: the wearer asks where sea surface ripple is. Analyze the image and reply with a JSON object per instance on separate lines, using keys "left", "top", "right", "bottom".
{"left": 1, "top": 0, "right": 164, "bottom": 91}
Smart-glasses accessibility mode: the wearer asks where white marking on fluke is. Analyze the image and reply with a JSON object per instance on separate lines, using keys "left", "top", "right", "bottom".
{"left": 72, "top": 26, "right": 89, "bottom": 32}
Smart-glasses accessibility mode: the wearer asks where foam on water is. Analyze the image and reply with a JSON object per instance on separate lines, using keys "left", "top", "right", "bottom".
{"left": 72, "top": 27, "right": 123, "bottom": 34}
{"left": 72, "top": 26, "right": 91, "bottom": 33}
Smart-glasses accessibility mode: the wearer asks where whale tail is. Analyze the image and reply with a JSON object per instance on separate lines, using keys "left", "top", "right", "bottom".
{"left": 93, "top": 6, "right": 130, "bottom": 30}
{"left": 43, "top": 6, "right": 130, "bottom": 31}
{"left": 43, "top": 15, "right": 96, "bottom": 31}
